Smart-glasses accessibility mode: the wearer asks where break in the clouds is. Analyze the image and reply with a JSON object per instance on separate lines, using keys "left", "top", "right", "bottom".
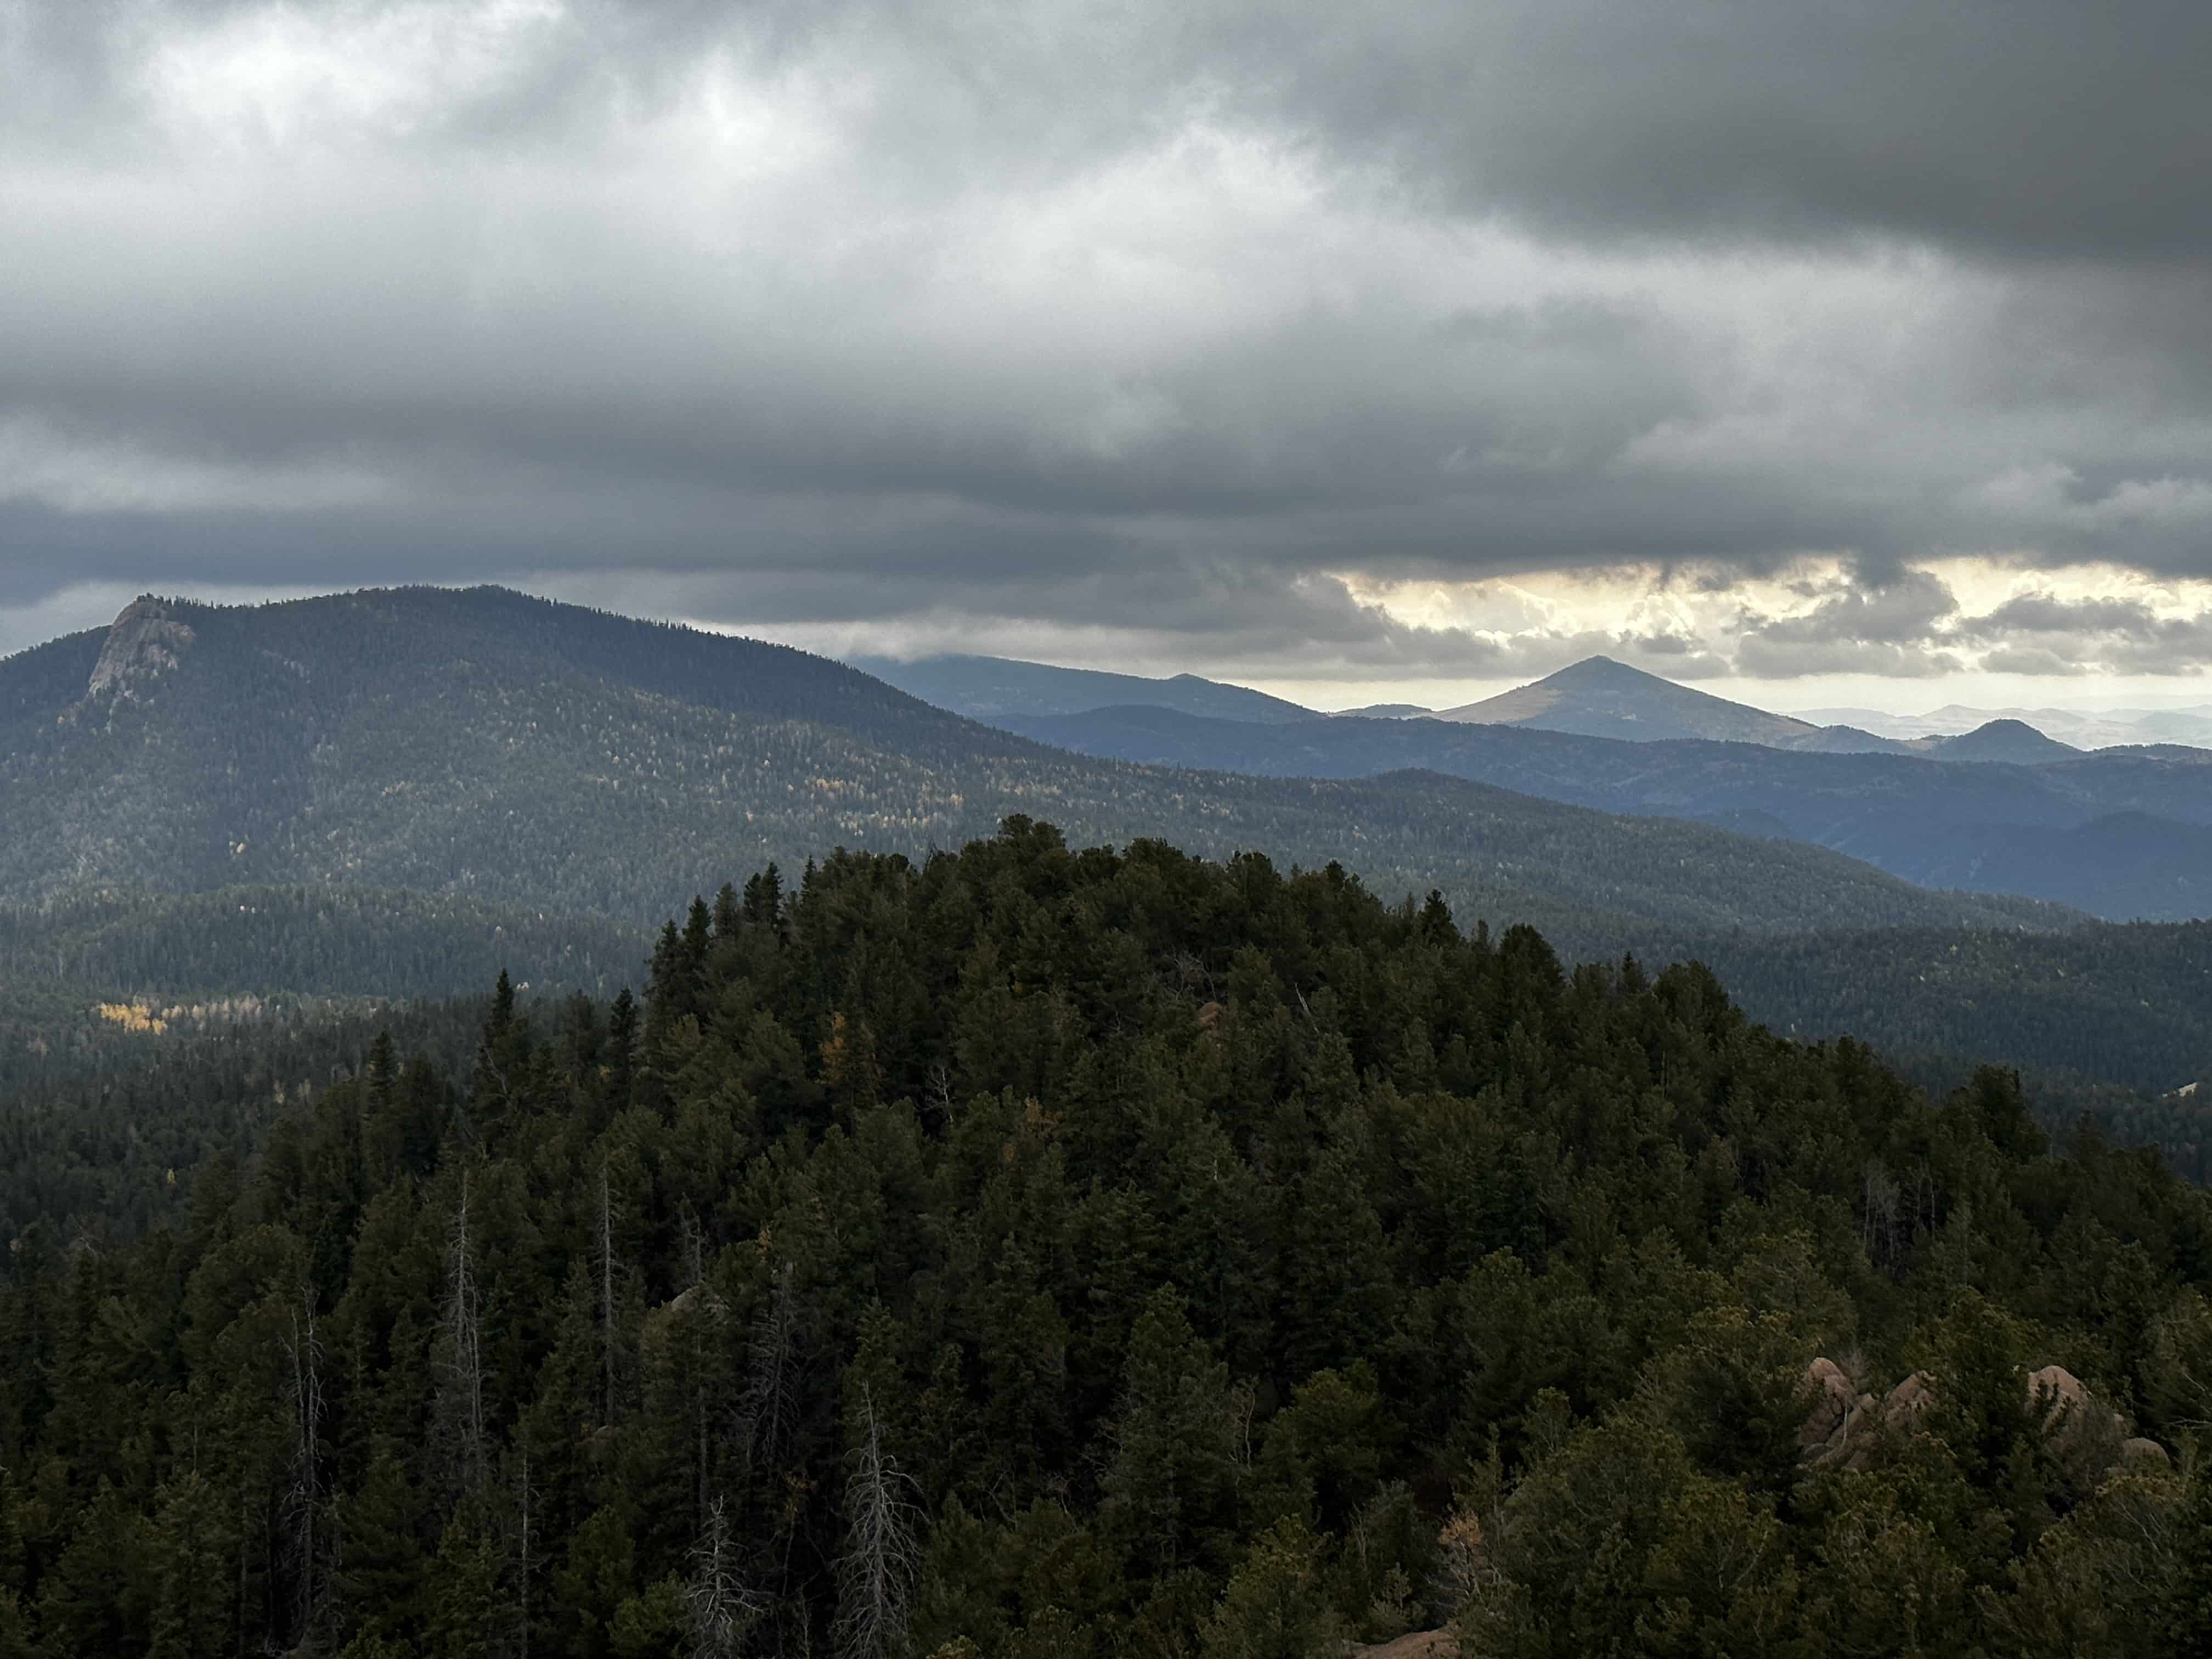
{"left": 2, "top": 0, "right": 2209, "bottom": 689}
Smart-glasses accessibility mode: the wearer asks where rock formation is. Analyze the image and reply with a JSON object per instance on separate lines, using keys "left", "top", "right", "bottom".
{"left": 2027, "top": 1364, "right": 2092, "bottom": 1451}
{"left": 85, "top": 596, "right": 195, "bottom": 701}
{"left": 1882, "top": 1370, "right": 1937, "bottom": 1434}
{"left": 1795, "top": 1358, "right": 1880, "bottom": 1468}
{"left": 1797, "top": 1357, "right": 2157, "bottom": 1483}
{"left": 1799, "top": 1357, "right": 1857, "bottom": 1451}
{"left": 2121, "top": 1437, "right": 2171, "bottom": 1469}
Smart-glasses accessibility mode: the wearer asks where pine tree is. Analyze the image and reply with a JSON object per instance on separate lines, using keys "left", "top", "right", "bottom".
{"left": 334, "top": 1444, "right": 430, "bottom": 1647}
{"left": 149, "top": 1470, "right": 236, "bottom": 1659}
{"left": 1098, "top": 1288, "right": 1242, "bottom": 1585}
{"left": 741, "top": 865, "right": 784, "bottom": 936}
{"left": 425, "top": 1510, "right": 503, "bottom": 1659}
{"left": 1197, "top": 1517, "right": 1339, "bottom": 1659}
{"left": 605, "top": 989, "right": 640, "bottom": 1116}
{"left": 471, "top": 972, "right": 532, "bottom": 1142}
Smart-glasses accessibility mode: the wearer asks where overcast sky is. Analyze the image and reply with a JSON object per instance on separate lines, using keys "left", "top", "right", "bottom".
{"left": 4, "top": 0, "right": 2210, "bottom": 710}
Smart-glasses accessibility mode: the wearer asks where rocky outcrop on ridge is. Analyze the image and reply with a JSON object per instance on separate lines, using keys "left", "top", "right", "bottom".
{"left": 84, "top": 596, "right": 195, "bottom": 701}
{"left": 1798, "top": 1358, "right": 2152, "bottom": 1481}
{"left": 1798, "top": 1357, "right": 1858, "bottom": 1453}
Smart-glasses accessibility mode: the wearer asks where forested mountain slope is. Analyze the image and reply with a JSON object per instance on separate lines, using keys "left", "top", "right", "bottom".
{"left": 1696, "top": 920, "right": 2212, "bottom": 1094}
{"left": 0, "top": 825, "right": 2207, "bottom": 1657}
{"left": 1001, "top": 704, "right": 2212, "bottom": 918}
{"left": 0, "top": 993, "right": 493, "bottom": 1244}
{"left": 0, "top": 589, "right": 2060, "bottom": 957}
{"left": 0, "top": 882, "right": 646, "bottom": 1104}
{"left": 0, "top": 886, "right": 647, "bottom": 1003}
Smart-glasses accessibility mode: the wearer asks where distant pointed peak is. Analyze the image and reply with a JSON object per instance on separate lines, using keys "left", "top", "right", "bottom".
{"left": 1933, "top": 717, "right": 2078, "bottom": 759}
{"left": 1435, "top": 651, "right": 1815, "bottom": 744}
{"left": 1548, "top": 653, "right": 1640, "bottom": 676}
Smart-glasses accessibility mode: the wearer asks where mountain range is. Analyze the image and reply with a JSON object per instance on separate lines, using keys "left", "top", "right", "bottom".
{"left": 1804, "top": 701, "right": 2212, "bottom": 751}
{"left": 850, "top": 649, "right": 2123, "bottom": 760}
{"left": 1427, "top": 658, "right": 2099, "bottom": 760}
{"left": 10, "top": 585, "right": 2212, "bottom": 1151}
{"left": 842, "top": 651, "right": 2212, "bottom": 921}
{"left": 1, "top": 589, "right": 2057, "bottom": 968}
{"left": 996, "top": 703, "right": 2212, "bottom": 919}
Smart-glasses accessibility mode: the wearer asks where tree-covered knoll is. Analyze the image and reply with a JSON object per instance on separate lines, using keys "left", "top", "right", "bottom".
{"left": 2, "top": 822, "right": 2210, "bottom": 1657}
{"left": 0, "top": 587, "right": 2065, "bottom": 959}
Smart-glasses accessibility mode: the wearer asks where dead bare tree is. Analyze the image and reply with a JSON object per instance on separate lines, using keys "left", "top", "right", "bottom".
{"left": 682, "top": 1206, "right": 707, "bottom": 1293}
{"left": 1863, "top": 1161, "right": 1900, "bottom": 1270}
{"left": 738, "top": 1261, "right": 810, "bottom": 1640}
{"left": 598, "top": 1158, "right": 619, "bottom": 1425}
{"left": 515, "top": 1444, "right": 538, "bottom": 1659}
{"left": 280, "top": 1287, "right": 328, "bottom": 1644}
{"left": 833, "top": 1385, "right": 919, "bottom": 1659}
{"left": 744, "top": 1264, "right": 801, "bottom": 1479}
{"left": 687, "top": 1496, "right": 763, "bottom": 1659}
{"left": 924, "top": 1061, "right": 956, "bottom": 1129}
{"left": 441, "top": 1170, "right": 488, "bottom": 1492}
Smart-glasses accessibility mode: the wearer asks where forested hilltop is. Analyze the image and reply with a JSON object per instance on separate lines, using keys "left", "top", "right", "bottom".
{"left": 4, "top": 824, "right": 2212, "bottom": 1657}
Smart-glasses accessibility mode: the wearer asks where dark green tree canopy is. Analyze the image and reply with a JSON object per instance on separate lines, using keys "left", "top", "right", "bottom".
{"left": 0, "top": 821, "right": 2204, "bottom": 1657}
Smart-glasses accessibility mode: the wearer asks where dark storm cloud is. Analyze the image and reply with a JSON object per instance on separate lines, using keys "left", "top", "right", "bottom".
{"left": 1227, "top": 0, "right": 2212, "bottom": 261}
{"left": 29, "top": 0, "right": 2204, "bottom": 260}
{"left": 2, "top": 0, "right": 2210, "bottom": 683}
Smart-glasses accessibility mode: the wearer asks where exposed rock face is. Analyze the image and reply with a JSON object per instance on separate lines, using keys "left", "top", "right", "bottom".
{"left": 642, "top": 1280, "right": 729, "bottom": 1363}
{"left": 86, "top": 597, "right": 194, "bottom": 699}
{"left": 2027, "top": 1364, "right": 2091, "bottom": 1449}
{"left": 2025, "top": 1364, "right": 2134, "bottom": 1481}
{"left": 1883, "top": 1370, "right": 1937, "bottom": 1434}
{"left": 1799, "top": 1358, "right": 1858, "bottom": 1451}
{"left": 1797, "top": 1358, "right": 1879, "bottom": 1468}
{"left": 1797, "top": 1355, "right": 2164, "bottom": 1483}
{"left": 2121, "top": 1437, "right": 2171, "bottom": 1469}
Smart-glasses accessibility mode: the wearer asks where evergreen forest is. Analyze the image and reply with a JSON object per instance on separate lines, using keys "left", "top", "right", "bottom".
{"left": 2, "top": 822, "right": 2211, "bottom": 1657}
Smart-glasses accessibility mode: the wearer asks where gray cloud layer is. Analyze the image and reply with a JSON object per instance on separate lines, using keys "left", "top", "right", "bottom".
{"left": 2, "top": 0, "right": 2209, "bottom": 681}
{"left": 1237, "top": 1, "right": 2212, "bottom": 259}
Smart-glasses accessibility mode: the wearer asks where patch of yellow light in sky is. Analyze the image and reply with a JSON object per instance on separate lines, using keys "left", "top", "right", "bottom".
{"left": 1338, "top": 558, "right": 2212, "bottom": 646}
{"left": 1239, "top": 558, "right": 2212, "bottom": 713}
{"left": 1926, "top": 557, "right": 2212, "bottom": 616}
